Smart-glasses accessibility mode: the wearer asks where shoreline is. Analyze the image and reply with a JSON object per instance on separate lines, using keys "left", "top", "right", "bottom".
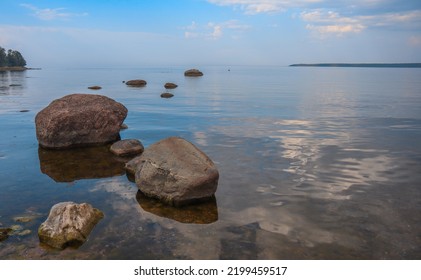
{"left": 0, "top": 66, "right": 41, "bottom": 71}
{"left": 289, "top": 63, "right": 421, "bottom": 68}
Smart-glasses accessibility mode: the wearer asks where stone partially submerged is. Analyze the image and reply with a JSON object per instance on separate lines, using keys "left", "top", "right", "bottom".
{"left": 127, "top": 137, "right": 219, "bottom": 206}
{"left": 184, "top": 69, "right": 203, "bottom": 77}
{"left": 38, "top": 202, "right": 104, "bottom": 249}
{"left": 110, "top": 139, "right": 144, "bottom": 157}
{"left": 35, "top": 94, "right": 127, "bottom": 149}
{"left": 126, "top": 79, "right": 147, "bottom": 87}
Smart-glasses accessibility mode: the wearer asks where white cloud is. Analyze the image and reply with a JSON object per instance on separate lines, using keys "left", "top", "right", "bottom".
{"left": 183, "top": 20, "right": 250, "bottom": 40}
{"left": 208, "top": 0, "right": 322, "bottom": 14}
{"left": 20, "top": 3, "right": 88, "bottom": 20}
{"left": 301, "top": 9, "right": 421, "bottom": 37}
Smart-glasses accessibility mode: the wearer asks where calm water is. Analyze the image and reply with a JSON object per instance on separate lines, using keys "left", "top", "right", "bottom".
{"left": 0, "top": 66, "right": 420, "bottom": 259}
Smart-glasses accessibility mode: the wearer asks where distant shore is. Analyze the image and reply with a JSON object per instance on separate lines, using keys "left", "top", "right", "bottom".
{"left": 289, "top": 63, "right": 421, "bottom": 68}
{"left": 0, "top": 66, "right": 41, "bottom": 71}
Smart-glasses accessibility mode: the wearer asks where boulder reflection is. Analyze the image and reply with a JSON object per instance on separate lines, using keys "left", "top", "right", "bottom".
{"left": 38, "top": 145, "right": 126, "bottom": 182}
{"left": 136, "top": 191, "right": 218, "bottom": 224}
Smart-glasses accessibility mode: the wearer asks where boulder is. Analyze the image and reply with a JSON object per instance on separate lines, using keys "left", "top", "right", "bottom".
{"left": 130, "top": 137, "right": 219, "bottom": 206}
{"left": 160, "top": 92, "right": 174, "bottom": 98}
{"left": 88, "top": 86, "right": 102, "bottom": 90}
{"left": 38, "top": 202, "right": 104, "bottom": 249}
{"left": 126, "top": 79, "right": 147, "bottom": 87}
{"left": 110, "top": 139, "right": 144, "bottom": 157}
{"left": 35, "top": 94, "right": 127, "bottom": 149}
{"left": 164, "top": 82, "right": 178, "bottom": 89}
{"left": 184, "top": 69, "right": 203, "bottom": 77}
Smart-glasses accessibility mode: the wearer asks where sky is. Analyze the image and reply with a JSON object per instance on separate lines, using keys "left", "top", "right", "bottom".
{"left": 1, "top": 0, "right": 421, "bottom": 67}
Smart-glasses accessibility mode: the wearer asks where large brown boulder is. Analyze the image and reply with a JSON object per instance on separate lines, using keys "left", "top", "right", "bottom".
{"left": 35, "top": 94, "right": 127, "bottom": 149}
{"left": 128, "top": 137, "right": 219, "bottom": 206}
{"left": 184, "top": 69, "right": 203, "bottom": 77}
{"left": 38, "top": 202, "right": 104, "bottom": 249}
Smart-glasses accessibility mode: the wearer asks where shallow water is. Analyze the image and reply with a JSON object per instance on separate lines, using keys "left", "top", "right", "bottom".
{"left": 0, "top": 66, "right": 420, "bottom": 259}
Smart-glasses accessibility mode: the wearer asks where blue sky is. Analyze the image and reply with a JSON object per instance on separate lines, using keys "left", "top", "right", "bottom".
{"left": 1, "top": 0, "right": 420, "bottom": 67}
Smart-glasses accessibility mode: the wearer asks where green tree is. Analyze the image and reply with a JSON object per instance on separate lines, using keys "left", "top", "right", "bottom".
{"left": 5, "top": 49, "right": 27, "bottom": 67}
{"left": 0, "top": 47, "right": 7, "bottom": 67}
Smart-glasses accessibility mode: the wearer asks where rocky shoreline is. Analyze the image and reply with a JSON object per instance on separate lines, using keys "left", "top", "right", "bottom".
{"left": 28, "top": 68, "right": 217, "bottom": 249}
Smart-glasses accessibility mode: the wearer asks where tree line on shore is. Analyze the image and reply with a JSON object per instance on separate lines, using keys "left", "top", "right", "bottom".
{"left": 0, "top": 46, "right": 27, "bottom": 67}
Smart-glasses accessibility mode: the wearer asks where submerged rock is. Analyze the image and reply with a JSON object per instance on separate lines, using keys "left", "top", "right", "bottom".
{"left": 164, "top": 82, "right": 178, "bottom": 89}
{"left": 160, "top": 92, "right": 174, "bottom": 98}
{"left": 126, "top": 80, "right": 147, "bottom": 87}
{"left": 110, "top": 139, "right": 144, "bottom": 157}
{"left": 38, "top": 202, "right": 104, "bottom": 249}
{"left": 0, "top": 228, "right": 12, "bottom": 242}
{"left": 184, "top": 69, "right": 203, "bottom": 77}
{"left": 35, "top": 94, "right": 127, "bottom": 149}
{"left": 129, "top": 137, "right": 219, "bottom": 206}
{"left": 88, "top": 86, "right": 102, "bottom": 90}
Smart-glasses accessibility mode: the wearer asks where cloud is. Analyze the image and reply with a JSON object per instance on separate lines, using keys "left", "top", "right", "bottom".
{"left": 183, "top": 20, "right": 250, "bottom": 40}
{"left": 20, "top": 3, "right": 88, "bottom": 20}
{"left": 208, "top": 0, "right": 323, "bottom": 14}
{"left": 301, "top": 9, "right": 421, "bottom": 37}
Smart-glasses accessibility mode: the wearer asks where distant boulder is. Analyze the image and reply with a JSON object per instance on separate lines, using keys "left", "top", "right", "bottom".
{"left": 160, "top": 92, "right": 174, "bottom": 98}
{"left": 184, "top": 69, "right": 203, "bottom": 77}
{"left": 35, "top": 94, "right": 127, "bottom": 149}
{"left": 126, "top": 80, "right": 147, "bottom": 87}
{"left": 88, "top": 86, "right": 102, "bottom": 90}
{"left": 38, "top": 202, "right": 104, "bottom": 249}
{"left": 128, "top": 137, "right": 219, "bottom": 206}
{"left": 110, "top": 139, "right": 144, "bottom": 157}
{"left": 164, "top": 82, "right": 178, "bottom": 89}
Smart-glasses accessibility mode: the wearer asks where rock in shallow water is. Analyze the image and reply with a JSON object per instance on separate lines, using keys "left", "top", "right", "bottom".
{"left": 184, "top": 69, "right": 203, "bottom": 77}
{"left": 128, "top": 137, "right": 219, "bottom": 206}
{"left": 110, "top": 139, "right": 144, "bottom": 157}
{"left": 38, "top": 202, "right": 104, "bottom": 249}
{"left": 35, "top": 94, "right": 127, "bottom": 149}
{"left": 126, "top": 79, "right": 147, "bottom": 87}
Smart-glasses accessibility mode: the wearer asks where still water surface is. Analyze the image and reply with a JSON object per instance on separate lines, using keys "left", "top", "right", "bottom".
{"left": 0, "top": 66, "right": 420, "bottom": 259}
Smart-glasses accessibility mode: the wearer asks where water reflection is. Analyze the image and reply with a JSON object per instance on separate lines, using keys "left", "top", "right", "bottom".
{"left": 136, "top": 191, "right": 218, "bottom": 224}
{"left": 38, "top": 146, "right": 126, "bottom": 182}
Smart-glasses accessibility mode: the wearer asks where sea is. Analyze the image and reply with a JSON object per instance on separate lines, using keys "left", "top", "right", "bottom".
{"left": 0, "top": 66, "right": 420, "bottom": 259}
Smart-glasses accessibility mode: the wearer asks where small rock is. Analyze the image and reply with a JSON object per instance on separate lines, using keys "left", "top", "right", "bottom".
{"left": 38, "top": 202, "right": 104, "bottom": 249}
{"left": 20, "top": 109, "right": 30, "bottom": 112}
{"left": 13, "top": 216, "right": 32, "bottom": 223}
{"left": 184, "top": 69, "right": 203, "bottom": 77}
{"left": 17, "top": 229, "right": 32, "bottom": 236}
{"left": 110, "top": 139, "right": 144, "bottom": 157}
{"left": 126, "top": 80, "right": 147, "bottom": 87}
{"left": 160, "top": 92, "right": 174, "bottom": 98}
{"left": 120, "top": 123, "right": 128, "bottom": 130}
{"left": 10, "top": 225, "right": 23, "bottom": 232}
{"left": 88, "top": 86, "right": 102, "bottom": 90}
{"left": 164, "top": 82, "right": 178, "bottom": 89}
{"left": 0, "top": 228, "right": 12, "bottom": 242}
